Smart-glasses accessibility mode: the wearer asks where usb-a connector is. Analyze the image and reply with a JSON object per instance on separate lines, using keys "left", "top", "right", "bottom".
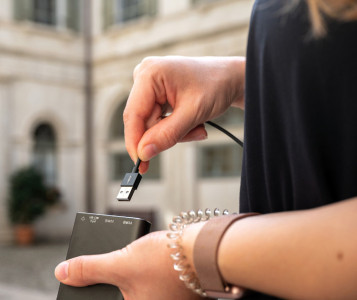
{"left": 117, "top": 160, "right": 142, "bottom": 201}
{"left": 117, "top": 186, "right": 135, "bottom": 201}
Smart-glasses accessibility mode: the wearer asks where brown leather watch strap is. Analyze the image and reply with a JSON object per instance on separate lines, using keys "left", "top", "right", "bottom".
{"left": 193, "top": 213, "right": 259, "bottom": 299}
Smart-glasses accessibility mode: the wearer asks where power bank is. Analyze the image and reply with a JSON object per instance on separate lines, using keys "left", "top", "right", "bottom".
{"left": 57, "top": 212, "right": 151, "bottom": 300}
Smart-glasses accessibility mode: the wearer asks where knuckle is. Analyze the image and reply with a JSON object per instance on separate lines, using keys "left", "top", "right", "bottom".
{"left": 141, "top": 56, "right": 160, "bottom": 66}
{"left": 133, "top": 63, "right": 141, "bottom": 80}
{"left": 160, "top": 125, "right": 180, "bottom": 148}
{"left": 135, "top": 56, "right": 164, "bottom": 80}
{"left": 118, "top": 244, "right": 132, "bottom": 257}
{"left": 70, "top": 256, "right": 87, "bottom": 285}
{"left": 78, "top": 257, "right": 86, "bottom": 283}
{"left": 122, "top": 108, "right": 130, "bottom": 125}
{"left": 133, "top": 56, "right": 159, "bottom": 79}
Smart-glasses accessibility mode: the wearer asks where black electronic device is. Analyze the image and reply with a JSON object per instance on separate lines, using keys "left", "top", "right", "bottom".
{"left": 57, "top": 212, "right": 151, "bottom": 300}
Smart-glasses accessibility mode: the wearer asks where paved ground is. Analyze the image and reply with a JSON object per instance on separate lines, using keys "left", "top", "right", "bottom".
{"left": 0, "top": 242, "right": 68, "bottom": 300}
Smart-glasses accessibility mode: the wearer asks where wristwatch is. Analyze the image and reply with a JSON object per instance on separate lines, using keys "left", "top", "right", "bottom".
{"left": 193, "top": 213, "right": 259, "bottom": 299}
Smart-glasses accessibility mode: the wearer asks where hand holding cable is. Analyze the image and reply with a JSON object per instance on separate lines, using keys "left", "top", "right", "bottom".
{"left": 123, "top": 56, "right": 246, "bottom": 174}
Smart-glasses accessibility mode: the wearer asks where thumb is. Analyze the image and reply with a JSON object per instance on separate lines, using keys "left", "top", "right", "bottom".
{"left": 55, "top": 252, "right": 121, "bottom": 287}
{"left": 138, "top": 109, "right": 200, "bottom": 161}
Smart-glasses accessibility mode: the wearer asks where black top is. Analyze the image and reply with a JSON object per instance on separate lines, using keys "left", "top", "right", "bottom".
{"left": 240, "top": 0, "right": 357, "bottom": 298}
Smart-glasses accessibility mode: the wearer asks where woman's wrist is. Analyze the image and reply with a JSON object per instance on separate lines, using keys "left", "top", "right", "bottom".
{"left": 167, "top": 209, "right": 258, "bottom": 298}
{"left": 180, "top": 222, "right": 206, "bottom": 273}
{"left": 230, "top": 56, "right": 246, "bottom": 109}
{"left": 167, "top": 209, "right": 220, "bottom": 296}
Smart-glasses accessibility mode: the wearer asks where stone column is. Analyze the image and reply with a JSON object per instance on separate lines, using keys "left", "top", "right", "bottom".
{"left": 91, "top": 0, "right": 102, "bottom": 36}
{"left": 56, "top": 0, "right": 67, "bottom": 30}
{"left": 0, "top": 0, "right": 13, "bottom": 22}
{"left": 0, "top": 80, "right": 14, "bottom": 245}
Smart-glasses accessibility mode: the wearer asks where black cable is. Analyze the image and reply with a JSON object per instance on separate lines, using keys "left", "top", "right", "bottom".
{"left": 130, "top": 121, "right": 242, "bottom": 172}
{"left": 205, "top": 120, "right": 243, "bottom": 147}
{"left": 132, "top": 158, "right": 141, "bottom": 173}
{"left": 129, "top": 121, "right": 242, "bottom": 174}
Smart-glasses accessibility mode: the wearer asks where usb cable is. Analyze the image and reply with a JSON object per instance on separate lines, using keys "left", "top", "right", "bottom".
{"left": 117, "top": 120, "right": 243, "bottom": 201}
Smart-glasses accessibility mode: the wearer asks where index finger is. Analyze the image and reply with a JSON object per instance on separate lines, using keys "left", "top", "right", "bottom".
{"left": 123, "top": 75, "right": 167, "bottom": 164}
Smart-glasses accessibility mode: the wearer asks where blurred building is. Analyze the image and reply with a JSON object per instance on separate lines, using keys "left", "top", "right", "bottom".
{"left": 0, "top": 0, "right": 253, "bottom": 243}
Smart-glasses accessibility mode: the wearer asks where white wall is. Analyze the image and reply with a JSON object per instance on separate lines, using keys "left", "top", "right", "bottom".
{"left": 0, "top": 11, "right": 86, "bottom": 240}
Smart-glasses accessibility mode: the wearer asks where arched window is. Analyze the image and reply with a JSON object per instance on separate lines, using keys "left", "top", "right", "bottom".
{"left": 33, "top": 123, "right": 57, "bottom": 186}
{"left": 108, "top": 100, "right": 160, "bottom": 181}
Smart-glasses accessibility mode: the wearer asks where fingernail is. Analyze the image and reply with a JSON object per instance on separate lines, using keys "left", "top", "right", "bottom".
{"left": 55, "top": 261, "right": 69, "bottom": 281}
{"left": 142, "top": 144, "right": 158, "bottom": 161}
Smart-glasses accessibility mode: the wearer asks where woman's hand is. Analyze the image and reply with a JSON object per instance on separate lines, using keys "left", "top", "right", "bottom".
{"left": 55, "top": 231, "right": 203, "bottom": 300}
{"left": 124, "top": 56, "right": 246, "bottom": 173}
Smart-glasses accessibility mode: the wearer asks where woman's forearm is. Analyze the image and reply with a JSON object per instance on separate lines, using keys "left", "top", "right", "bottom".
{"left": 219, "top": 198, "right": 357, "bottom": 299}
{"left": 183, "top": 198, "right": 357, "bottom": 299}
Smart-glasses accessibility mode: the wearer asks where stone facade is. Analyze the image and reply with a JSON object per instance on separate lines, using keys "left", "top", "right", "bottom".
{"left": 0, "top": 0, "right": 253, "bottom": 243}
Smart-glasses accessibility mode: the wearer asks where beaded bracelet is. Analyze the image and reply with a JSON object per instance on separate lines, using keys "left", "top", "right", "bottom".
{"left": 167, "top": 208, "right": 232, "bottom": 297}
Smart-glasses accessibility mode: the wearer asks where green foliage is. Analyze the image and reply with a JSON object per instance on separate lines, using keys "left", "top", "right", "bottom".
{"left": 7, "top": 166, "right": 57, "bottom": 224}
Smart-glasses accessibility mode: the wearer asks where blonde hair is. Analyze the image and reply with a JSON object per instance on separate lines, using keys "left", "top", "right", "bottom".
{"left": 306, "top": 0, "right": 357, "bottom": 36}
